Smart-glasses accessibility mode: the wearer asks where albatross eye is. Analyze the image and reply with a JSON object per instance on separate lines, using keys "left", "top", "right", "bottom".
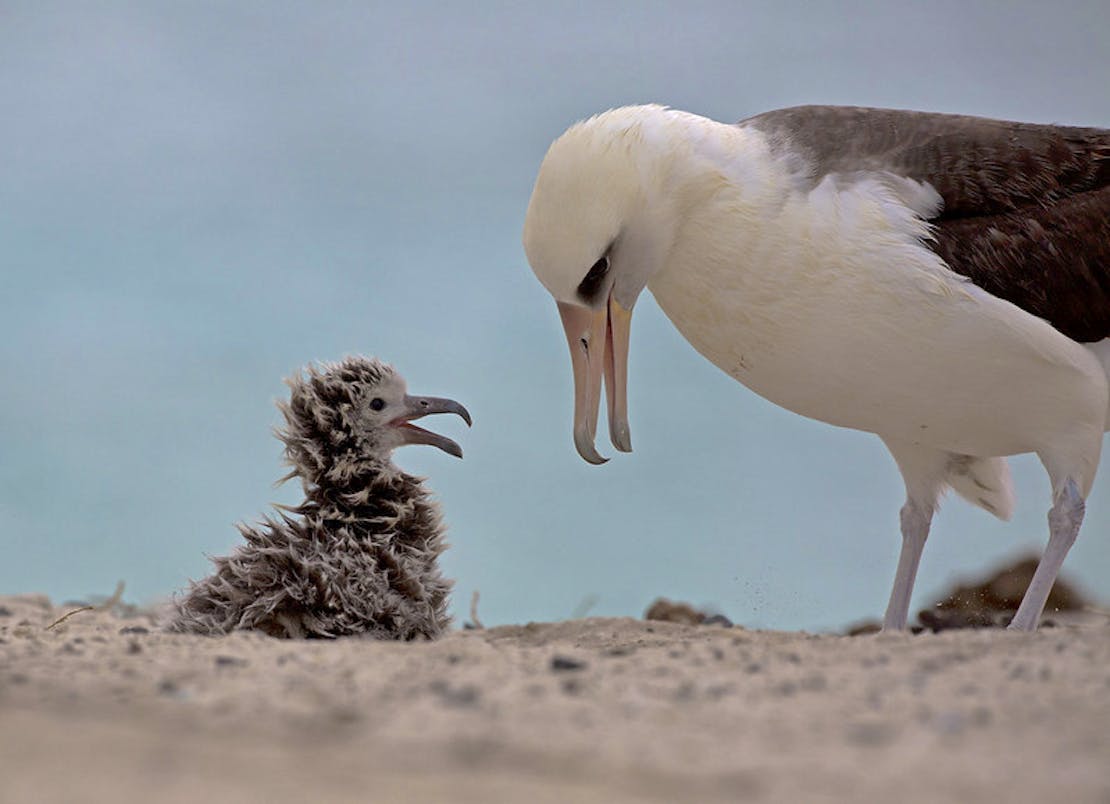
{"left": 369, "top": 397, "right": 385, "bottom": 411}
{"left": 576, "top": 256, "right": 610, "bottom": 302}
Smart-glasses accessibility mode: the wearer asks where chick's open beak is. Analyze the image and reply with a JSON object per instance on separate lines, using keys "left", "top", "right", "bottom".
{"left": 391, "top": 395, "right": 472, "bottom": 458}
{"left": 557, "top": 292, "right": 633, "bottom": 465}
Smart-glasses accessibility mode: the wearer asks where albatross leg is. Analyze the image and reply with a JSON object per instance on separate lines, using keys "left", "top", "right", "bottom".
{"left": 883, "top": 500, "right": 933, "bottom": 631}
{"left": 1008, "top": 478, "right": 1085, "bottom": 631}
{"left": 880, "top": 438, "right": 948, "bottom": 632}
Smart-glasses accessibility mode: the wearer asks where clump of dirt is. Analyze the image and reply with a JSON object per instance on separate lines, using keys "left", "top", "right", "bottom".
{"left": 644, "top": 598, "right": 733, "bottom": 627}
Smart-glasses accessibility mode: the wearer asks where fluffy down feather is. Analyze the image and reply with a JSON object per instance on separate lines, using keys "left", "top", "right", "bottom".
{"left": 170, "top": 357, "right": 453, "bottom": 639}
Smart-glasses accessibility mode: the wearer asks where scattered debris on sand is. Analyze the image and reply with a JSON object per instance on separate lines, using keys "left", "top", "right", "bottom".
{"left": 917, "top": 554, "right": 1089, "bottom": 631}
{"left": 645, "top": 597, "right": 733, "bottom": 627}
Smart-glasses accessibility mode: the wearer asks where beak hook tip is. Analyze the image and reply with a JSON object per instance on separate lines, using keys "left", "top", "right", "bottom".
{"left": 574, "top": 435, "right": 609, "bottom": 465}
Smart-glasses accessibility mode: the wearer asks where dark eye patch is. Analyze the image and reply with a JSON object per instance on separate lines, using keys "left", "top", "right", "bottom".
{"left": 369, "top": 397, "right": 385, "bottom": 411}
{"left": 576, "top": 256, "right": 610, "bottom": 302}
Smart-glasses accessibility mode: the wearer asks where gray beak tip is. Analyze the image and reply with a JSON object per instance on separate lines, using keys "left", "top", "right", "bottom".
{"left": 396, "top": 395, "right": 470, "bottom": 458}
{"left": 610, "top": 423, "right": 632, "bottom": 453}
{"left": 574, "top": 432, "right": 609, "bottom": 465}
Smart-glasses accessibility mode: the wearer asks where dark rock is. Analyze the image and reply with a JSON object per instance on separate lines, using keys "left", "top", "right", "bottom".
{"left": 603, "top": 646, "right": 635, "bottom": 657}
{"left": 550, "top": 655, "right": 587, "bottom": 672}
{"left": 119, "top": 626, "right": 150, "bottom": 635}
{"left": 918, "top": 608, "right": 1009, "bottom": 631}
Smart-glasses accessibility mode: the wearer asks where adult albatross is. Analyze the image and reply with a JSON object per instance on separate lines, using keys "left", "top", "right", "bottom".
{"left": 522, "top": 104, "right": 1110, "bottom": 631}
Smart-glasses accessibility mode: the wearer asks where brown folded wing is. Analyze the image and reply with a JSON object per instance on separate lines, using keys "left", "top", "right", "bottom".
{"left": 743, "top": 106, "right": 1110, "bottom": 342}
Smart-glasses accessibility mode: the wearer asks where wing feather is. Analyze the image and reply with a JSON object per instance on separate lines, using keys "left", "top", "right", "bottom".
{"left": 742, "top": 106, "right": 1110, "bottom": 341}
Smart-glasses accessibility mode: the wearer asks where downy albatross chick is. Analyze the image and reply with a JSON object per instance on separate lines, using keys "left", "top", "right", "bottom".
{"left": 171, "top": 356, "right": 471, "bottom": 639}
{"left": 523, "top": 104, "right": 1110, "bottom": 631}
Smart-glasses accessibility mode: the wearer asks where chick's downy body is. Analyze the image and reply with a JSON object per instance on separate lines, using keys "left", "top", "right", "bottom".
{"left": 171, "top": 356, "right": 470, "bottom": 639}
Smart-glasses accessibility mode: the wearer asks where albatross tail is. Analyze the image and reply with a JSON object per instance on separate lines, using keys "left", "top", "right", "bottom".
{"left": 946, "top": 455, "right": 1016, "bottom": 520}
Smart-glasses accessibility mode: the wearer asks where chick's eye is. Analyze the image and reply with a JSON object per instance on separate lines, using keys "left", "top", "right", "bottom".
{"left": 369, "top": 397, "right": 385, "bottom": 411}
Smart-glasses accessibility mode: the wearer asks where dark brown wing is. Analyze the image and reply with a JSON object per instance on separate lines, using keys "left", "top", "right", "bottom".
{"left": 742, "top": 106, "right": 1110, "bottom": 342}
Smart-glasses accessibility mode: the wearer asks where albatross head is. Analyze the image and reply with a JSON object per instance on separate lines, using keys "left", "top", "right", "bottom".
{"left": 523, "top": 105, "right": 683, "bottom": 464}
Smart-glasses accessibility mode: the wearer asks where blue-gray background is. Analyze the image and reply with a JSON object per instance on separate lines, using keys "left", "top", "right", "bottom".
{"left": 2, "top": 1, "right": 1107, "bottom": 630}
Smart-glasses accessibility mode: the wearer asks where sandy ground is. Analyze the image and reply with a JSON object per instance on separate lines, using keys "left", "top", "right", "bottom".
{"left": 1, "top": 594, "right": 1109, "bottom": 804}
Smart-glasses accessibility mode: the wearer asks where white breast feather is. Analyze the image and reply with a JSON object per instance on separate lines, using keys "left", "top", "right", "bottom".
{"left": 646, "top": 125, "right": 1107, "bottom": 489}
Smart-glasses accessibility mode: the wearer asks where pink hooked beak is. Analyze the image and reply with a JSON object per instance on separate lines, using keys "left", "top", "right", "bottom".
{"left": 557, "top": 293, "right": 633, "bottom": 464}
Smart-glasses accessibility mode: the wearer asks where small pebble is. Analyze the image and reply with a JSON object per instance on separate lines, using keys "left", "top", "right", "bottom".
{"left": 672, "top": 682, "right": 696, "bottom": 701}
{"left": 846, "top": 720, "right": 896, "bottom": 747}
{"left": 801, "top": 674, "right": 827, "bottom": 691}
{"left": 429, "top": 680, "right": 480, "bottom": 707}
{"left": 561, "top": 678, "right": 582, "bottom": 695}
{"left": 328, "top": 706, "right": 362, "bottom": 724}
{"left": 934, "top": 711, "right": 967, "bottom": 735}
{"left": 775, "top": 681, "right": 798, "bottom": 697}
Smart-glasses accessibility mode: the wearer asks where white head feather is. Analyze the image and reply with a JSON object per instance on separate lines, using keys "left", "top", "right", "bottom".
{"left": 523, "top": 105, "right": 703, "bottom": 309}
